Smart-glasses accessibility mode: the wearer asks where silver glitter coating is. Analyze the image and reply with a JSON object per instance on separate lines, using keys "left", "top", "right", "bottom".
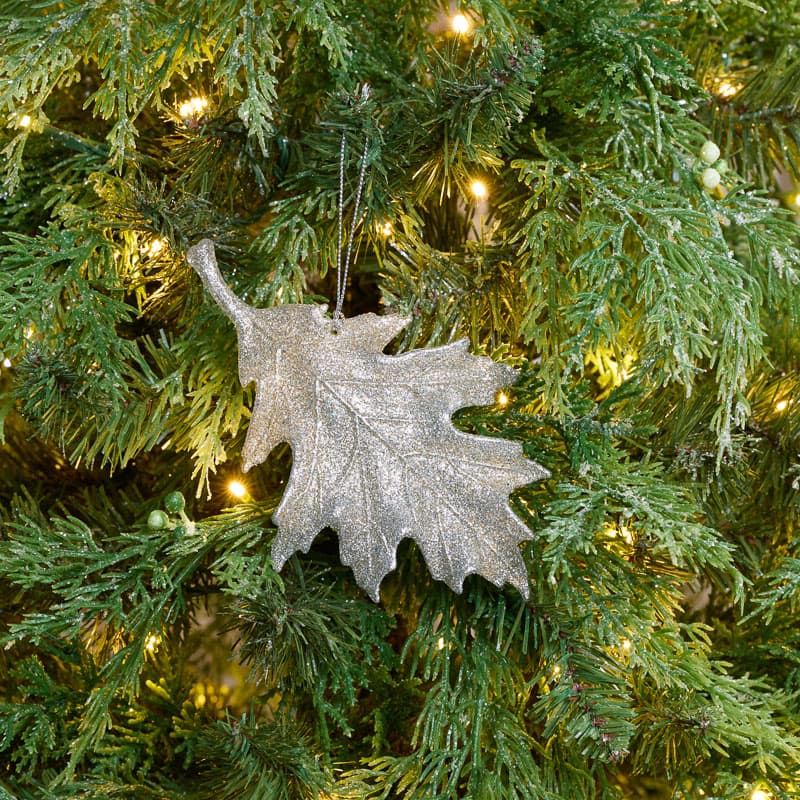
{"left": 186, "top": 239, "right": 550, "bottom": 601}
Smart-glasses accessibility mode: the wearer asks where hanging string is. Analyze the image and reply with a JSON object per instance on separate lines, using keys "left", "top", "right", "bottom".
{"left": 333, "top": 131, "right": 370, "bottom": 331}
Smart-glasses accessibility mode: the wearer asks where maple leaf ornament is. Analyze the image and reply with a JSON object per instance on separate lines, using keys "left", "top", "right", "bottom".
{"left": 187, "top": 240, "right": 549, "bottom": 601}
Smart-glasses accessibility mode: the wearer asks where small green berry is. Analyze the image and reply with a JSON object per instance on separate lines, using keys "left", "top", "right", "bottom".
{"left": 701, "top": 167, "right": 721, "bottom": 190}
{"left": 700, "top": 140, "right": 720, "bottom": 164}
{"left": 164, "top": 491, "right": 185, "bottom": 513}
{"left": 148, "top": 509, "right": 169, "bottom": 530}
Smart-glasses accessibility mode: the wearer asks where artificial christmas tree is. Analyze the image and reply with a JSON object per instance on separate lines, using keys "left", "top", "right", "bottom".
{"left": 1, "top": 1, "right": 800, "bottom": 798}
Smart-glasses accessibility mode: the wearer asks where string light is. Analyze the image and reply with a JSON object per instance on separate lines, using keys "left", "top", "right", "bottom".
{"left": 451, "top": 13, "right": 471, "bottom": 34}
{"left": 621, "top": 638, "right": 632, "bottom": 653}
{"left": 178, "top": 96, "right": 209, "bottom": 119}
{"left": 496, "top": 391, "right": 510, "bottom": 406}
{"left": 191, "top": 681, "right": 230, "bottom": 711}
{"left": 436, "top": 637, "right": 446, "bottom": 650}
{"left": 377, "top": 220, "right": 393, "bottom": 238}
{"left": 715, "top": 79, "right": 742, "bottom": 100}
{"left": 750, "top": 789, "right": 771, "bottom": 800}
{"left": 144, "top": 633, "right": 161, "bottom": 653}
{"left": 228, "top": 479, "right": 248, "bottom": 499}
{"left": 775, "top": 399, "right": 793, "bottom": 412}
{"left": 470, "top": 179, "right": 488, "bottom": 200}
{"left": 2, "top": 358, "right": 11, "bottom": 369}
{"left": 17, "top": 114, "right": 32, "bottom": 129}
{"left": 146, "top": 237, "right": 167, "bottom": 258}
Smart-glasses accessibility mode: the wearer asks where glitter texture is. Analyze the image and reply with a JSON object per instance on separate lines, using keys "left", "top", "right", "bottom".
{"left": 186, "top": 239, "right": 550, "bottom": 601}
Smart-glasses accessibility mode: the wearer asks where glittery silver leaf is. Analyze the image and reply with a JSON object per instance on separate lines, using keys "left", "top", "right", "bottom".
{"left": 186, "top": 239, "right": 549, "bottom": 601}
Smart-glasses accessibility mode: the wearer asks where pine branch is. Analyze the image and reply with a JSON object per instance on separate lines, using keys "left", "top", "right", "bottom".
{"left": 195, "top": 712, "right": 333, "bottom": 800}
{"left": 205, "top": 0, "right": 280, "bottom": 155}
{"left": 230, "top": 564, "right": 395, "bottom": 739}
{"left": 0, "top": 498, "right": 280, "bottom": 776}
{"left": 2, "top": 0, "right": 800, "bottom": 796}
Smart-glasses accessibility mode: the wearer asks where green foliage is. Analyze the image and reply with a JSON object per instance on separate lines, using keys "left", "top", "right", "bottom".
{"left": 2, "top": 0, "right": 800, "bottom": 798}
{"left": 536, "top": 0, "right": 696, "bottom": 131}
{"left": 0, "top": 656, "right": 76, "bottom": 777}
{"left": 195, "top": 712, "right": 333, "bottom": 800}
{"left": 231, "top": 564, "right": 396, "bottom": 743}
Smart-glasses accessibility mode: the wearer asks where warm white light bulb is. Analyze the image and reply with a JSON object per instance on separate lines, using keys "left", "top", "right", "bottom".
{"left": 775, "top": 399, "right": 791, "bottom": 412}
{"left": 145, "top": 633, "right": 161, "bottom": 653}
{"left": 179, "top": 96, "right": 209, "bottom": 118}
{"left": 379, "top": 220, "right": 393, "bottom": 237}
{"left": 496, "top": 391, "right": 510, "bottom": 406}
{"left": 451, "top": 13, "right": 471, "bottom": 34}
{"left": 470, "top": 179, "right": 488, "bottom": 200}
{"left": 621, "top": 638, "right": 632, "bottom": 652}
{"left": 18, "top": 114, "right": 32, "bottom": 129}
{"left": 147, "top": 238, "right": 167, "bottom": 257}
{"left": 437, "top": 637, "right": 446, "bottom": 650}
{"left": 2, "top": 358, "right": 11, "bottom": 369}
{"left": 751, "top": 790, "right": 770, "bottom": 800}
{"left": 228, "top": 479, "right": 247, "bottom": 498}
{"left": 716, "top": 80, "right": 742, "bottom": 100}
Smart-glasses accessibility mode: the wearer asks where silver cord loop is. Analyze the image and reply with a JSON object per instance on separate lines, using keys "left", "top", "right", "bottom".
{"left": 333, "top": 132, "right": 369, "bottom": 332}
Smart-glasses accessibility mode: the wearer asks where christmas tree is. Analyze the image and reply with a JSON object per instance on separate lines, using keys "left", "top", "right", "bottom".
{"left": 2, "top": 0, "right": 800, "bottom": 797}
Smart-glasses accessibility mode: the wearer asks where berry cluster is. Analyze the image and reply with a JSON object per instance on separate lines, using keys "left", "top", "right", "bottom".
{"left": 697, "top": 139, "right": 727, "bottom": 192}
{"left": 147, "top": 491, "right": 196, "bottom": 536}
